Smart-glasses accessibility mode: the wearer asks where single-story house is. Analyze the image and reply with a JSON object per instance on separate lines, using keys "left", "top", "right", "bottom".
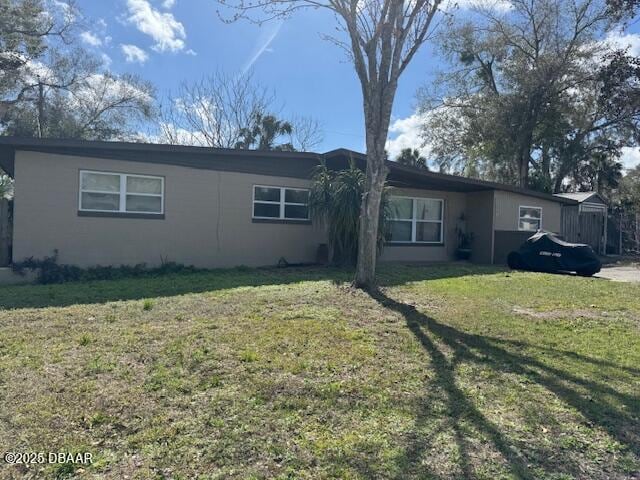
{"left": 0, "top": 137, "right": 577, "bottom": 269}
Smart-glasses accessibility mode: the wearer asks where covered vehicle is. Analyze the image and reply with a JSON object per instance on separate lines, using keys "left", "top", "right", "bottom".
{"left": 507, "top": 231, "right": 601, "bottom": 276}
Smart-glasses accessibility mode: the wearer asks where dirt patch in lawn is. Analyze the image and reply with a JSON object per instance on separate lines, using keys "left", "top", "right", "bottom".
{"left": 512, "top": 306, "right": 605, "bottom": 319}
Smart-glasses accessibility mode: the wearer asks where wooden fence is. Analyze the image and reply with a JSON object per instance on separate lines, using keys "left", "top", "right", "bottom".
{"left": 608, "top": 208, "right": 640, "bottom": 255}
{"left": 0, "top": 199, "right": 11, "bottom": 267}
{"left": 561, "top": 206, "right": 605, "bottom": 253}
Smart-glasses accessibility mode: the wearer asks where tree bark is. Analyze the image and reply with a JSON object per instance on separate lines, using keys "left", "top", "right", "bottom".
{"left": 353, "top": 85, "right": 394, "bottom": 289}
{"left": 354, "top": 147, "right": 387, "bottom": 288}
{"left": 37, "top": 81, "right": 44, "bottom": 138}
{"left": 540, "top": 146, "right": 551, "bottom": 190}
{"left": 517, "top": 149, "right": 529, "bottom": 188}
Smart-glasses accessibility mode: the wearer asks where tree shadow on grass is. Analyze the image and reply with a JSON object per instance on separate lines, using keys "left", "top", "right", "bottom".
{"left": 367, "top": 288, "right": 640, "bottom": 479}
{"left": 0, "top": 263, "right": 506, "bottom": 310}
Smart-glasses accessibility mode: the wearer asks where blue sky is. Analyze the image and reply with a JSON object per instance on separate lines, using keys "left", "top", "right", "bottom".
{"left": 76, "top": 0, "right": 639, "bottom": 168}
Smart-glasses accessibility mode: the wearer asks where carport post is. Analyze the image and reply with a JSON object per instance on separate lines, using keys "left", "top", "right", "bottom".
{"left": 603, "top": 210, "right": 607, "bottom": 255}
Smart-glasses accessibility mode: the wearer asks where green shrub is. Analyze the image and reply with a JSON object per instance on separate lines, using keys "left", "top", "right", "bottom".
{"left": 240, "top": 350, "right": 259, "bottom": 362}
{"left": 309, "top": 161, "right": 390, "bottom": 265}
{"left": 12, "top": 251, "right": 201, "bottom": 285}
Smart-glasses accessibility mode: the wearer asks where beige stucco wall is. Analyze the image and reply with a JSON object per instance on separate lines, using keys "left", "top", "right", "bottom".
{"left": 13, "top": 151, "right": 326, "bottom": 268}
{"left": 493, "top": 190, "right": 562, "bottom": 233}
{"left": 465, "top": 190, "right": 495, "bottom": 264}
{"left": 12, "top": 150, "right": 566, "bottom": 269}
{"left": 379, "top": 187, "right": 467, "bottom": 263}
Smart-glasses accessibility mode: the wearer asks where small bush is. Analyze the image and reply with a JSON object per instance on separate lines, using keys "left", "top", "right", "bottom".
{"left": 142, "top": 299, "right": 154, "bottom": 311}
{"left": 240, "top": 350, "right": 259, "bottom": 363}
{"left": 12, "top": 251, "right": 202, "bottom": 285}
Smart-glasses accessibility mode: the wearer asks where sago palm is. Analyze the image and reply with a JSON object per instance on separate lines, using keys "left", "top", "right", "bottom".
{"left": 310, "top": 161, "right": 389, "bottom": 265}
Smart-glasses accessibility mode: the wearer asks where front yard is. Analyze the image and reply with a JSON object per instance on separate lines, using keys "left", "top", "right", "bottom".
{"left": 0, "top": 264, "right": 638, "bottom": 479}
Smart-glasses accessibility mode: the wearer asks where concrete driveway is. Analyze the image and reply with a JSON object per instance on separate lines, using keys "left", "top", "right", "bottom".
{"left": 595, "top": 264, "right": 640, "bottom": 283}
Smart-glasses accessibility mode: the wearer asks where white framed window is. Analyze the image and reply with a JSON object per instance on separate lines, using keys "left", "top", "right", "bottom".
{"left": 518, "top": 206, "right": 542, "bottom": 231}
{"left": 79, "top": 170, "right": 164, "bottom": 215}
{"left": 252, "top": 185, "right": 310, "bottom": 221}
{"left": 388, "top": 196, "right": 444, "bottom": 244}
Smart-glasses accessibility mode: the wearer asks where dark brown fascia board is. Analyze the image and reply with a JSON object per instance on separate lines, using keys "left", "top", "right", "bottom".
{"left": 0, "top": 139, "right": 579, "bottom": 206}
{"left": 0, "top": 136, "right": 322, "bottom": 159}
{"left": 0, "top": 137, "right": 324, "bottom": 180}
{"left": 323, "top": 148, "right": 578, "bottom": 205}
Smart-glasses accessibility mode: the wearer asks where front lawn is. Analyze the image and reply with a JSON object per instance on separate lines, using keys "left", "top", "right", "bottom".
{"left": 0, "top": 264, "right": 638, "bottom": 479}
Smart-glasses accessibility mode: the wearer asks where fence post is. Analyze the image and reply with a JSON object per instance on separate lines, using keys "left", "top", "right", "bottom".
{"left": 619, "top": 212, "right": 623, "bottom": 255}
{"left": 635, "top": 211, "right": 640, "bottom": 253}
{"left": 0, "top": 199, "right": 10, "bottom": 266}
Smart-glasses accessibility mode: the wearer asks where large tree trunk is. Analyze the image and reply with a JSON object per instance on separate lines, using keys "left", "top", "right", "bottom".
{"left": 353, "top": 86, "right": 394, "bottom": 289}
{"left": 540, "top": 146, "right": 551, "bottom": 191}
{"left": 354, "top": 145, "right": 387, "bottom": 288}
{"left": 517, "top": 150, "right": 529, "bottom": 188}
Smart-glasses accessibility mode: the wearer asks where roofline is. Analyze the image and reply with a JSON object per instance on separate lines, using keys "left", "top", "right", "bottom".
{"left": 0, "top": 136, "right": 323, "bottom": 159}
{"left": 554, "top": 191, "right": 608, "bottom": 204}
{"left": 323, "top": 148, "right": 578, "bottom": 205}
{"left": 0, "top": 136, "right": 323, "bottom": 179}
{"left": 0, "top": 138, "right": 578, "bottom": 205}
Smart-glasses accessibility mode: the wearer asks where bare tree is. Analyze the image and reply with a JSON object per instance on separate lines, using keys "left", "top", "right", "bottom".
{"left": 157, "top": 70, "right": 324, "bottom": 151}
{"left": 157, "top": 70, "right": 275, "bottom": 148}
{"left": 289, "top": 114, "right": 323, "bottom": 151}
{"left": 3, "top": 49, "right": 156, "bottom": 140}
{"left": 217, "top": 0, "right": 445, "bottom": 288}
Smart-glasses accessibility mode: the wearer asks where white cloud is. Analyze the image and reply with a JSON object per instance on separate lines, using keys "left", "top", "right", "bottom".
{"left": 385, "top": 113, "right": 430, "bottom": 160}
{"left": 80, "top": 31, "right": 102, "bottom": 47}
{"left": 604, "top": 28, "right": 640, "bottom": 57}
{"left": 185, "top": 48, "right": 197, "bottom": 56}
{"left": 50, "top": 0, "right": 77, "bottom": 21}
{"left": 125, "top": 0, "right": 186, "bottom": 52}
{"left": 121, "top": 44, "right": 149, "bottom": 63}
{"left": 242, "top": 20, "right": 283, "bottom": 73}
{"left": 101, "top": 52, "right": 113, "bottom": 67}
{"left": 155, "top": 123, "right": 209, "bottom": 146}
{"left": 620, "top": 147, "right": 640, "bottom": 171}
{"left": 162, "top": 0, "right": 176, "bottom": 8}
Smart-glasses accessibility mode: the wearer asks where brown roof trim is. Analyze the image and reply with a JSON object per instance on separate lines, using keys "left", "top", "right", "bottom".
{"left": 0, "top": 137, "right": 322, "bottom": 159}
{"left": 0, "top": 137, "right": 323, "bottom": 179}
{"left": 323, "top": 148, "right": 578, "bottom": 205}
{"left": 0, "top": 138, "right": 578, "bottom": 205}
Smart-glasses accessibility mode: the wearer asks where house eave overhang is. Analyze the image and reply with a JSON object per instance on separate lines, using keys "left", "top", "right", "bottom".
{"left": 323, "top": 149, "right": 578, "bottom": 205}
{"left": 0, "top": 137, "right": 324, "bottom": 180}
{"left": 0, "top": 138, "right": 578, "bottom": 205}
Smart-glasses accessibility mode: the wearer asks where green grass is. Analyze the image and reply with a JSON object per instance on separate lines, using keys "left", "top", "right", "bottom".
{"left": 0, "top": 264, "right": 638, "bottom": 479}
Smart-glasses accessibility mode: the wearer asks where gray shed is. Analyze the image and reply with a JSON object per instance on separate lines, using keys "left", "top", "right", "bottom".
{"left": 555, "top": 192, "right": 608, "bottom": 254}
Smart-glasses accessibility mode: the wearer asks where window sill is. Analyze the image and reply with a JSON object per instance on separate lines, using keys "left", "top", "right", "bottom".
{"left": 385, "top": 242, "right": 445, "bottom": 247}
{"left": 252, "top": 218, "right": 312, "bottom": 225}
{"left": 78, "top": 211, "right": 165, "bottom": 220}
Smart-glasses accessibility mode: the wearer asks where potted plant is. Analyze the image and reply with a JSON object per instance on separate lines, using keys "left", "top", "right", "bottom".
{"left": 455, "top": 214, "right": 474, "bottom": 260}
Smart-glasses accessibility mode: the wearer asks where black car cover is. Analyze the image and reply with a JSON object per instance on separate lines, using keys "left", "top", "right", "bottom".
{"left": 507, "top": 231, "right": 601, "bottom": 276}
